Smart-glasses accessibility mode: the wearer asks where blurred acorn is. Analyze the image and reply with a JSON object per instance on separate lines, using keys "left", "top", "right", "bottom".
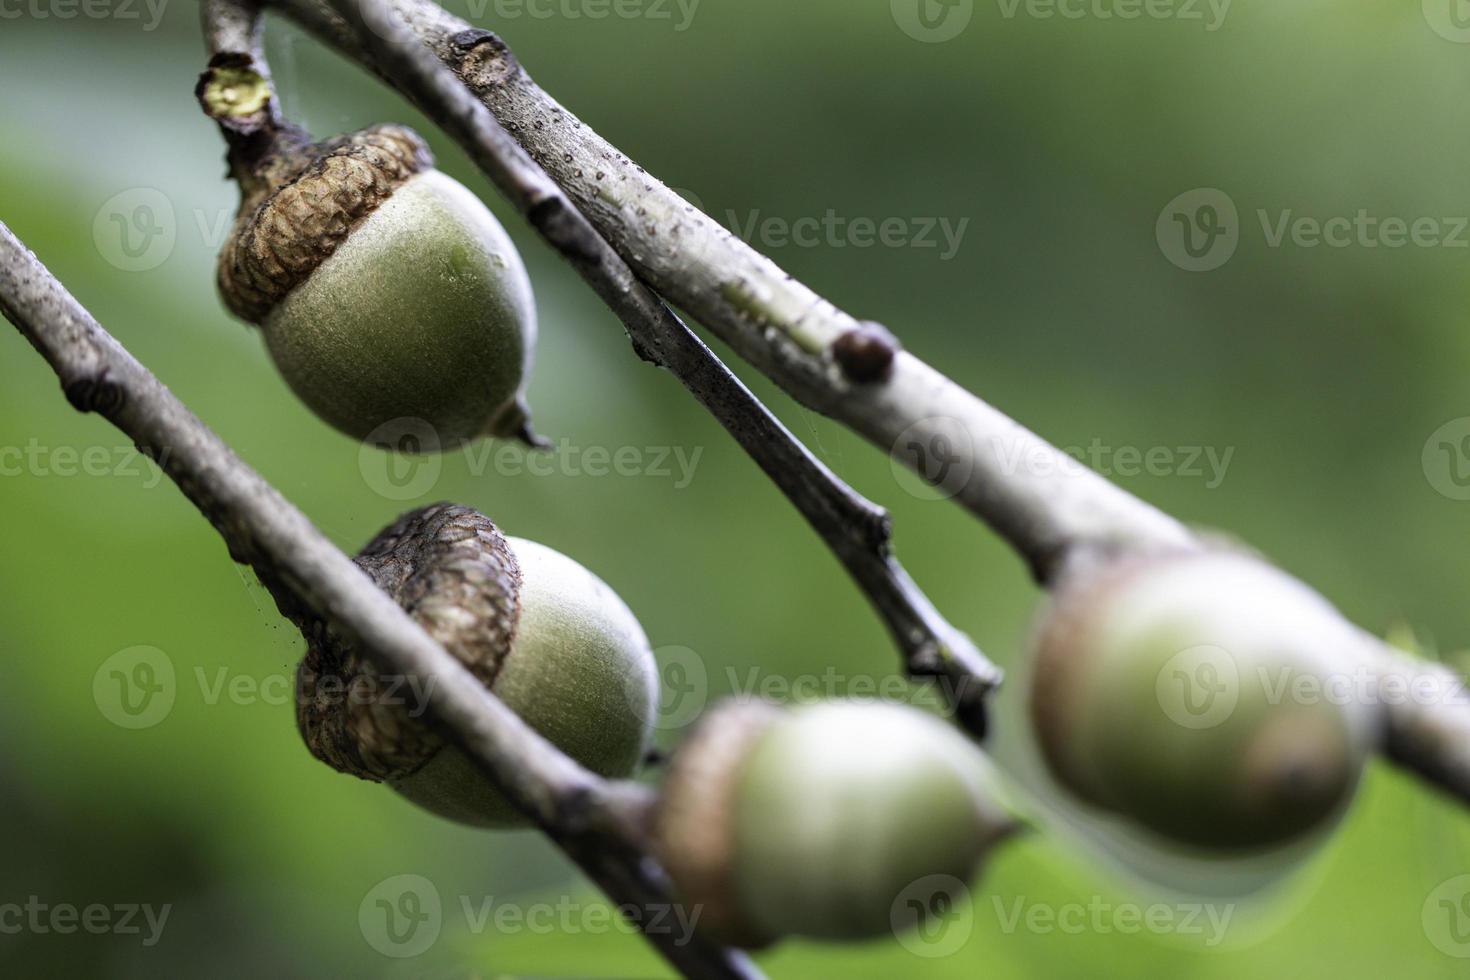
{"left": 654, "top": 699, "right": 1020, "bottom": 946}
{"left": 1028, "top": 549, "right": 1378, "bottom": 851}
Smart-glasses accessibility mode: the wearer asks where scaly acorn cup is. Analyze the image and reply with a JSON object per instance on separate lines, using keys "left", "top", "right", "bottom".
{"left": 215, "top": 121, "right": 538, "bottom": 447}
{"left": 654, "top": 700, "right": 1021, "bottom": 947}
{"left": 296, "top": 503, "right": 658, "bottom": 827}
{"left": 1028, "top": 549, "right": 1379, "bottom": 852}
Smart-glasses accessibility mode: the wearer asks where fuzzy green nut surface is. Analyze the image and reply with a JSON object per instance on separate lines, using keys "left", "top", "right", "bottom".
{"left": 655, "top": 700, "right": 1019, "bottom": 946}
{"left": 218, "top": 124, "right": 536, "bottom": 447}
{"left": 296, "top": 504, "right": 658, "bottom": 828}
{"left": 391, "top": 535, "right": 659, "bottom": 825}
{"left": 1029, "top": 550, "right": 1377, "bottom": 852}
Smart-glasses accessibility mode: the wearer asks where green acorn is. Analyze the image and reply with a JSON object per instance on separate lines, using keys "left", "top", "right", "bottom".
{"left": 1028, "top": 549, "right": 1378, "bottom": 851}
{"left": 216, "top": 123, "right": 537, "bottom": 447}
{"left": 654, "top": 699, "right": 1020, "bottom": 946}
{"left": 296, "top": 503, "right": 658, "bottom": 827}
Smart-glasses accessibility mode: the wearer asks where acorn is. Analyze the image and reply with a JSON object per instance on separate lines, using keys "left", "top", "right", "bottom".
{"left": 1028, "top": 549, "right": 1378, "bottom": 852}
{"left": 215, "top": 122, "right": 537, "bottom": 447}
{"left": 296, "top": 503, "right": 658, "bottom": 827}
{"left": 654, "top": 700, "right": 1020, "bottom": 947}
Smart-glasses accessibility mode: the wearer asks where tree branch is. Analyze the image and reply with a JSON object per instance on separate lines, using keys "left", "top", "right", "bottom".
{"left": 259, "top": 0, "right": 1470, "bottom": 805}
{"left": 201, "top": 0, "right": 1002, "bottom": 730}
{"left": 267, "top": 0, "right": 1197, "bottom": 584}
{"left": 0, "top": 222, "right": 762, "bottom": 980}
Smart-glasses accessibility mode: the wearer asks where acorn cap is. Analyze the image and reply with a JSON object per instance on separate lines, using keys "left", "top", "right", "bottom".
{"left": 217, "top": 123, "right": 434, "bottom": 325}
{"left": 1028, "top": 551, "right": 1175, "bottom": 807}
{"left": 652, "top": 700, "right": 784, "bottom": 948}
{"left": 295, "top": 503, "right": 521, "bottom": 783}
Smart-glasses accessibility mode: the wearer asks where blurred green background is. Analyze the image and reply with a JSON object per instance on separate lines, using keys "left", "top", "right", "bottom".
{"left": 4, "top": 1, "right": 1470, "bottom": 976}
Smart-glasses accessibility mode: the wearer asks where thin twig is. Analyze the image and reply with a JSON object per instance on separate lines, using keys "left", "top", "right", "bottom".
{"left": 262, "top": 0, "right": 1470, "bottom": 805}
{"left": 202, "top": 0, "right": 1002, "bottom": 727}
{"left": 0, "top": 222, "right": 762, "bottom": 980}
{"left": 268, "top": 0, "right": 1196, "bottom": 584}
